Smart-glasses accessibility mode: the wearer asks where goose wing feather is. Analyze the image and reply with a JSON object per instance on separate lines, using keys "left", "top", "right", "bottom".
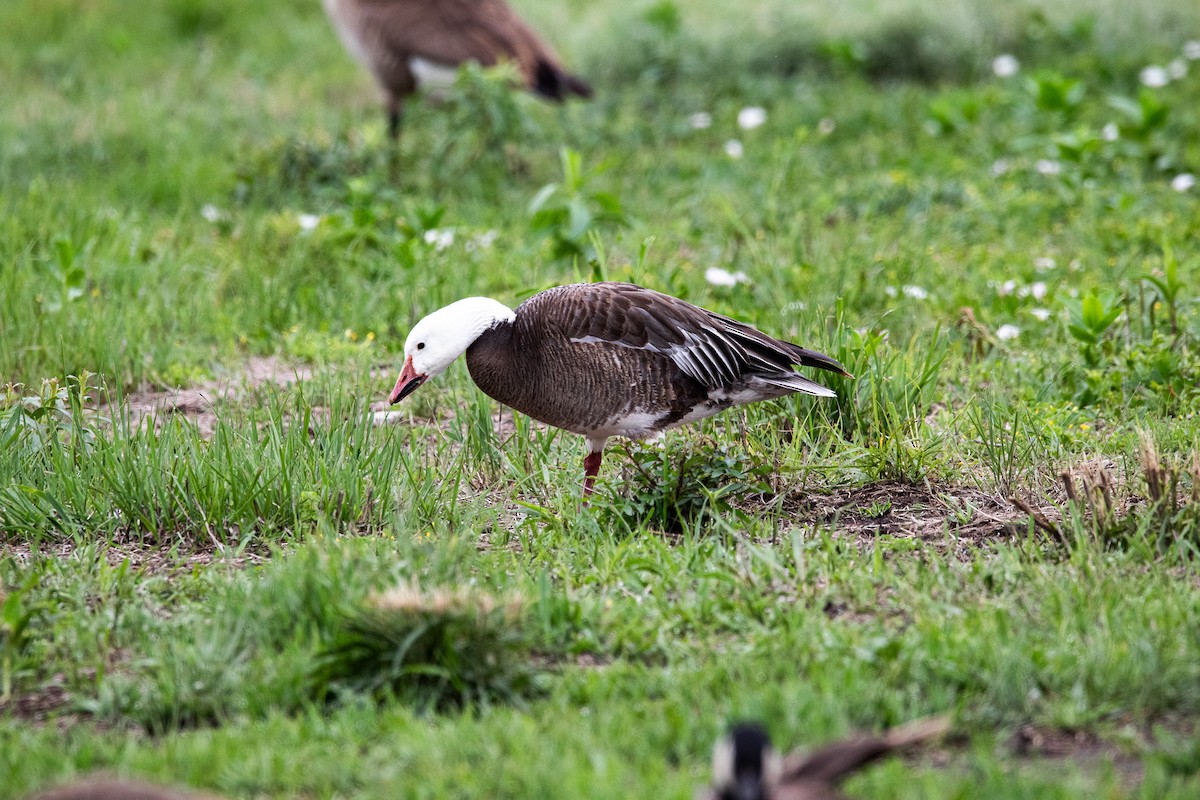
{"left": 351, "top": 0, "right": 560, "bottom": 76}
{"left": 524, "top": 283, "right": 846, "bottom": 391}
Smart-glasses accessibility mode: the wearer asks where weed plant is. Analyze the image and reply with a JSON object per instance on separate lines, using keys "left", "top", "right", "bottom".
{"left": 594, "top": 437, "right": 772, "bottom": 534}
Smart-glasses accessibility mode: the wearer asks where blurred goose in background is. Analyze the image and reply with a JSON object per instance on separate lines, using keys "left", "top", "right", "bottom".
{"left": 388, "top": 282, "right": 850, "bottom": 494}
{"left": 28, "top": 778, "right": 223, "bottom": 800}
{"left": 703, "top": 717, "right": 950, "bottom": 800}
{"left": 323, "top": 0, "right": 592, "bottom": 140}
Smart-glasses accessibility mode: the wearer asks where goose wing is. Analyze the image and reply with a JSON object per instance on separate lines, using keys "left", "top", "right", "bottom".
{"left": 351, "top": 0, "right": 563, "bottom": 79}
{"left": 525, "top": 282, "right": 847, "bottom": 392}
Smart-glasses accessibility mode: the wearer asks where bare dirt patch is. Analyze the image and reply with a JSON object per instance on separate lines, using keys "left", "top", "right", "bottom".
{"left": 1008, "top": 722, "right": 1148, "bottom": 785}
{"left": 105, "top": 356, "right": 313, "bottom": 437}
{"left": 777, "top": 480, "right": 1023, "bottom": 550}
{"left": 0, "top": 675, "right": 70, "bottom": 722}
{"left": 2, "top": 540, "right": 269, "bottom": 578}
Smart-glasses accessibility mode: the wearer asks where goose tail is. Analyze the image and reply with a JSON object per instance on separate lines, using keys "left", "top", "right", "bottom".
{"left": 533, "top": 60, "right": 593, "bottom": 100}
{"left": 786, "top": 343, "right": 853, "bottom": 378}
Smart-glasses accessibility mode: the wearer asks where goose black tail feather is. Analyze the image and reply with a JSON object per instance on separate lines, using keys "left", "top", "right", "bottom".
{"left": 786, "top": 344, "right": 852, "bottom": 378}
{"left": 534, "top": 60, "right": 593, "bottom": 100}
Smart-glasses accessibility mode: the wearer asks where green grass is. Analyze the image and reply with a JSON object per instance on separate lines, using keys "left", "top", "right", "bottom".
{"left": 4, "top": 0, "right": 1200, "bottom": 797}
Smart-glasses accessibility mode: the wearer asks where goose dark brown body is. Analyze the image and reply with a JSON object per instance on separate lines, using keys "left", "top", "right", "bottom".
{"left": 390, "top": 283, "right": 848, "bottom": 495}
{"left": 465, "top": 283, "right": 846, "bottom": 442}
{"left": 324, "top": 0, "right": 592, "bottom": 139}
{"left": 704, "top": 716, "right": 950, "bottom": 800}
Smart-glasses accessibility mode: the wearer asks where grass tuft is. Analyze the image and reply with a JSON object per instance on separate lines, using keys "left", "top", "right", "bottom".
{"left": 315, "top": 582, "right": 547, "bottom": 711}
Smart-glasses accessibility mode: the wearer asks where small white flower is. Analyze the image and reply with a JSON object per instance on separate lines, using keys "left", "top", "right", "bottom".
{"left": 201, "top": 204, "right": 221, "bottom": 223}
{"left": 705, "top": 267, "right": 749, "bottom": 287}
{"left": 1035, "top": 257, "right": 1056, "bottom": 271}
{"left": 423, "top": 228, "right": 455, "bottom": 250}
{"left": 992, "top": 54, "right": 1020, "bottom": 78}
{"left": 737, "top": 106, "right": 767, "bottom": 130}
{"left": 297, "top": 213, "right": 320, "bottom": 231}
{"left": 902, "top": 284, "right": 929, "bottom": 300}
{"left": 1030, "top": 281, "right": 1048, "bottom": 301}
{"left": 996, "top": 324, "right": 1021, "bottom": 341}
{"left": 991, "top": 159, "right": 1010, "bottom": 176}
{"left": 996, "top": 279, "right": 1017, "bottom": 297}
{"left": 1036, "top": 159, "right": 1062, "bottom": 176}
{"left": 1171, "top": 173, "right": 1196, "bottom": 192}
{"left": 467, "top": 229, "right": 498, "bottom": 251}
{"left": 1140, "top": 65, "right": 1170, "bottom": 88}
{"left": 688, "top": 112, "right": 712, "bottom": 130}
{"left": 1101, "top": 122, "right": 1119, "bottom": 142}
{"left": 1169, "top": 59, "right": 1189, "bottom": 79}
{"left": 817, "top": 117, "right": 836, "bottom": 135}
{"left": 1185, "top": 41, "right": 1200, "bottom": 60}
{"left": 884, "top": 286, "right": 898, "bottom": 298}
{"left": 724, "top": 139, "right": 744, "bottom": 159}
{"left": 1031, "top": 308, "right": 1052, "bottom": 321}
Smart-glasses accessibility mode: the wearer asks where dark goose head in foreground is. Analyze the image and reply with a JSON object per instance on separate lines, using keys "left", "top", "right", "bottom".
{"left": 709, "top": 723, "right": 784, "bottom": 800}
{"left": 323, "top": 0, "right": 592, "bottom": 140}
{"left": 389, "top": 282, "right": 850, "bottom": 494}
{"left": 703, "top": 716, "right": 950, "bottom": 800}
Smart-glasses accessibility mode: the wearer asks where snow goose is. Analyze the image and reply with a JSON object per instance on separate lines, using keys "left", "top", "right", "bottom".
{"left": 388, "top": 282, "right": 850, "bottom": 494}
{"left": 323, "top": 0, "right": 592, "bottom": 140}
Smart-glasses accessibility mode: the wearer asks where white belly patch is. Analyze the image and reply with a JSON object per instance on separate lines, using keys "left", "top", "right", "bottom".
{"left": 587, "top": 400, "right": 726, "bottom": 440}
{"left": 409, "top": 57, "right": 461, "bottom": 91}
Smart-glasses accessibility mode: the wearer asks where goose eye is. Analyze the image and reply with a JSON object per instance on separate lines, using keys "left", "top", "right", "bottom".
{"left": 416, "top": 342, "right": 426, "bottom": 351}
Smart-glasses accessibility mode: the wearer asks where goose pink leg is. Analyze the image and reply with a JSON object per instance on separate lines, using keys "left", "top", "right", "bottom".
{"left": 583, "top": 450, "right": 603, "bottom": 496}
{"left": 582, "top": 437, "right": 606, "bottom": 496}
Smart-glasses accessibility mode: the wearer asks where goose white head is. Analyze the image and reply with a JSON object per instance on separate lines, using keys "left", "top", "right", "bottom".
{"left": 388, "top": 297, "right": 516, "bottom": 404}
